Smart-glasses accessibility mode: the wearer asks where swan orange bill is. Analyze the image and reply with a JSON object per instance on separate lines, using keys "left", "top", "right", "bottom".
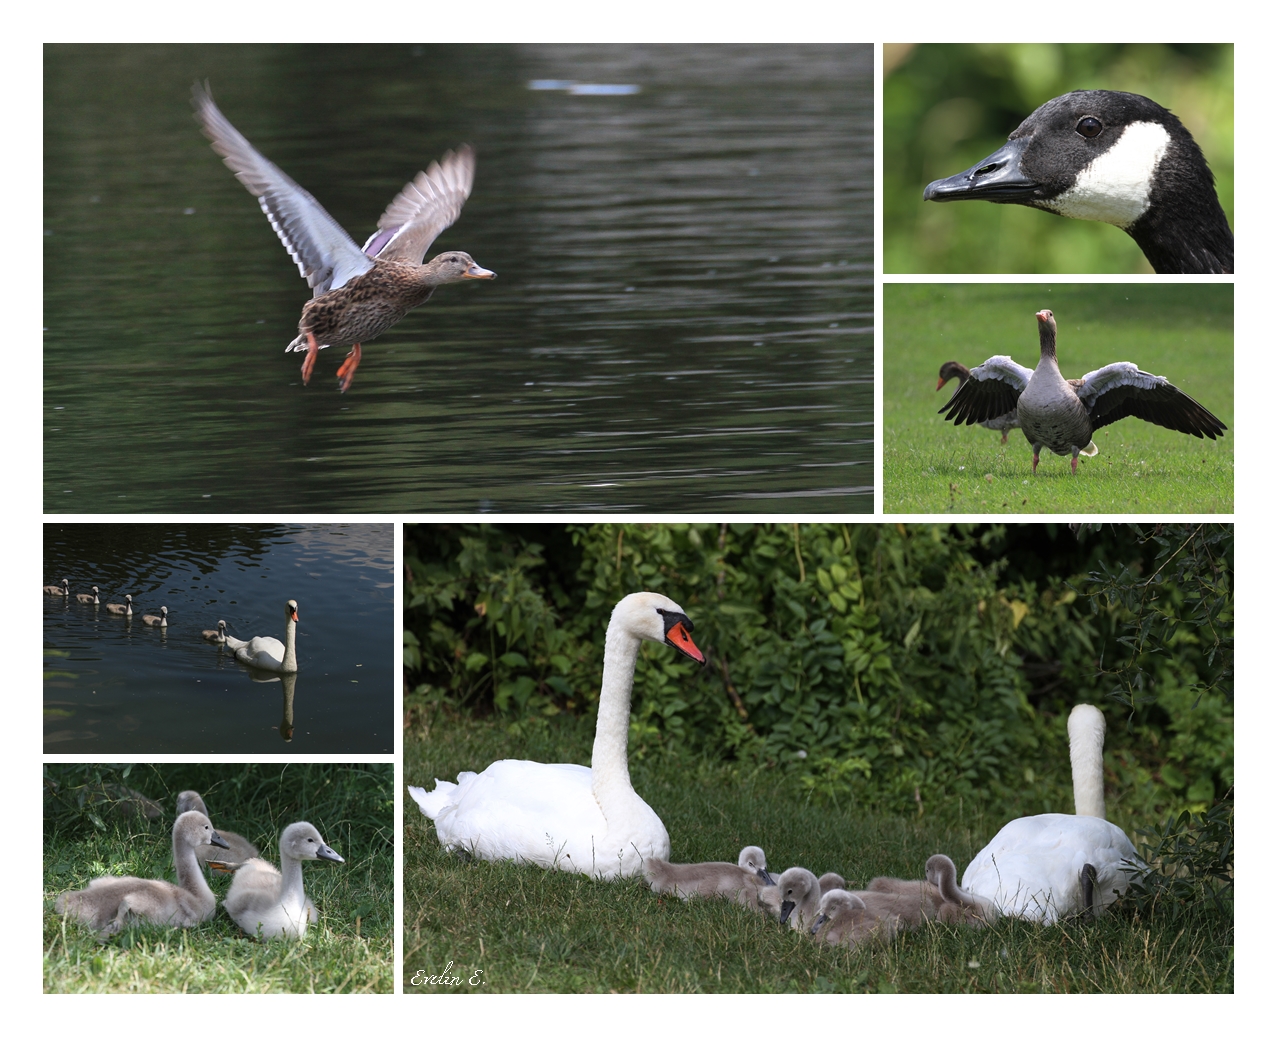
{"left": 666, "top": 621, "right": 703, "bottom": 663}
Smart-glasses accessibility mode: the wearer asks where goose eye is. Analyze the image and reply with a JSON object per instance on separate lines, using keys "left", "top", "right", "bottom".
{"left": 1076, "top": 116, "right": 1102, "bottom": 138}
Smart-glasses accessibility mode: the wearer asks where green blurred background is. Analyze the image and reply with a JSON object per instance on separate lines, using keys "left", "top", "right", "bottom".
{"left": 884, "top": 43, "right": 1234, "bottom": 273}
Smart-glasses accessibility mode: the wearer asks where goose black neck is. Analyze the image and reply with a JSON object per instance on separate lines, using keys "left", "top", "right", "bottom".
{"left": 1127, "top": 135, "right": 1233, "bottom": 273}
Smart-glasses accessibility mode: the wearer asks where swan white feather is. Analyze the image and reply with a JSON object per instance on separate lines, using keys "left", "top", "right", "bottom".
{"left": 224, "top": 599, "right": 299, "bottom": 672}
{"left": 408, "top": 591, "right": 704, "bottom": 880}
{"left": 961, "top": 703, "right": 1139, "bottom": 923}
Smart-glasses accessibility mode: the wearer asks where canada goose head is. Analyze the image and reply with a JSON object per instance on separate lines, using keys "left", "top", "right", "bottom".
{"left": 613, "top": 592, "right": 704, "bottom": 664}
{"left": 279, "top": 821, "right": 344, "bottom": 865}
{"left": 923, "top": 90, "right": 1232, "bottom": 273}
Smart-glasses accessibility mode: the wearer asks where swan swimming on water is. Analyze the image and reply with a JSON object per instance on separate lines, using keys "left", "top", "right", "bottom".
{"left": 409, "top": 591, "right": 704, "bottom": 879}
{"left": 224, "top": 600, "right": 299, "bottom": 673}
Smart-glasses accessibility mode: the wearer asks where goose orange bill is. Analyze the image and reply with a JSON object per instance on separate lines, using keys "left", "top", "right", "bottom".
{"left": 665, "top": 620, "right": 704, "bottom": 663}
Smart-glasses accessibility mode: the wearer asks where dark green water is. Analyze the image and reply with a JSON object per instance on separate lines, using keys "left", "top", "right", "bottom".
{"left": 44, "top": 44, "right": 872, "bottom": 513}
{"left": 43, "top": 523, "right": 393, "bottom": 753}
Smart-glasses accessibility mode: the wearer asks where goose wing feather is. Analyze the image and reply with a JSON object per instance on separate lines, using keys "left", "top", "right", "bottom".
{"left": 938, "top": 355, "right": 1032, "bottom": 426}
{"left": 362, "top": 146, "right": 476, "bottom": 263}
{"left": 1074, "top": 363, "right": 1227, "bottom": 437}
{"left": 192, "top": 83, "right": 373, "bottom": 297}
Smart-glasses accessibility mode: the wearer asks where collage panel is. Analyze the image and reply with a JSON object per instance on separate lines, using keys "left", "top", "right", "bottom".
{"left": 883, "top": 283, "right": 1233, "bottom": 514}
{"left": 43, "top": 763, "right": 393, "bottom": 992}
{"left": 43, "top": 522, "right": 394, "bottom": 754}
{"left": 402, "top": 522, "right": 1232, "bottom": 993}
{"left": 884, "top": 43, "right": 1233, "bottom": 274}
{"left": 44, "top": 43, "right": 873, "bottom": 515}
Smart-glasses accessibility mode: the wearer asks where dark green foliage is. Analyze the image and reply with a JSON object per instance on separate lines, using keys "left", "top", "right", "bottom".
{"left": 1124, "top": 789, "right": 1234, "bottom": 922}
{"left": 405, "top": 523, "right": 1232, "bottom": 826}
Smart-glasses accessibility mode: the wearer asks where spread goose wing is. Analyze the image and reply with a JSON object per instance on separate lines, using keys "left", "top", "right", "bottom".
{"left": 362, "top": 146, "right": 476, "bottom": 263}
{"left": 938, "top": 355, "right": 1032, "bottom": 426}
{"left": 1075, "top": 363, "right": 1227, "bottom": 438}
{"left": 192, "top": 83, "right": 374, "bottom": 297}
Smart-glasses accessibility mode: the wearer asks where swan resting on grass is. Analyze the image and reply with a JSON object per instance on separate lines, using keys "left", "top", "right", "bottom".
{"left": 962, "top": 704, "right": 1141, "bottom": 923}
{"left": 409, "top": 592, "right": 704, "bottom": 879}
{"left": 54, "top": 811, "right": 230, "bottom": 936}
{"left": 217, "top": 821, "right": 344, "bottom": 940}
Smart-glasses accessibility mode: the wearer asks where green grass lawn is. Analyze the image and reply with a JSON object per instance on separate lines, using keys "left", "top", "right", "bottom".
{"left": 43, "top": 763, "right": 393, "bottom": 993}
{"left": 404, "top": 716, "right": 1231, "bottom": 993}
{"left": 884, "top": 283, "right": 1233, "bottom": 514}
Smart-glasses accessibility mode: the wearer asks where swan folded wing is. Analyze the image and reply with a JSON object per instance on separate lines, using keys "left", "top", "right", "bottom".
{"left": 364, "top": 147, "right": 475, "bottom": 263}
{"left": 1075, "top": 363, "right": 1227, "bottom": 437}
{"left": 192, "top": 83, "right": 374, "bottom": 296}
{"left": 938, "top": 355, "right": 1030, "bottom": 426}
{"left": 233, "top": 634, "right": 286, "bottom": 668}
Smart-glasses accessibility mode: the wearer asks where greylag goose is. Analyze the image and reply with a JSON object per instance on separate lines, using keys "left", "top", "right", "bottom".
{"left": 923, "top": 90, "right": 1233, "bottom": 273}
{"left": 202, "top": 619, "right": 228, "bottom": 643}
{"left": 962, "top": 705, "right": 1142, "bottom": 923}
{"left": 141, "top": 606, "right": 168, "bottom": 627}
{"left": 53, "top": 811, "right": 230, "bottom": 936}
{"left": 76, "top": 586, "right": 100, "bottom": 605}
{"left": 103, "top": 594, "right": 133, "bottom": 616}
{"left": 192, "top": 83, "right": 496, "bottom": 393}
{"left": 937, "top": 361, "right": 1020, "bottom": 443}
{"left": 45, "top": 578, "right": 71, "bottom": 596}
{"left": 938, "top": 309, "right": 1226, "bottom": 473}
{"left": 224, "top": 600, "right": 299, "bottom": 673}
{"left": 175, "top": 790, "right": 259, "bottom": 866}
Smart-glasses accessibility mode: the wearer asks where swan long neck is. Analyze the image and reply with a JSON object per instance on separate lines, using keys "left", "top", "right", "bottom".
{"left": 279, "top": 848, "right": 307, "bottom": 914}
{"left": 173, "top": 827, "right": 214, "bottom": 904}
{"left": 590, "top": 621, "right": 641, "bottom": 803}
{"left": 1069, "top": 707, "right": 1107, "bottom": 818}
{"left": 283, "top": 612, "right": 297, "bottom": 672}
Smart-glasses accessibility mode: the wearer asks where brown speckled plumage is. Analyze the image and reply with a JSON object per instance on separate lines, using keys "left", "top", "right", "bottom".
{"left": 193, "top": 83, "right": 495, "bottom": 391}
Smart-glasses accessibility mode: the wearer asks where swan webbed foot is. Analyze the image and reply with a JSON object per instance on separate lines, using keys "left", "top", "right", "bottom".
{"left": 336, "top": 343, "right": 362, "bottom": 393}
{"left": 300, "top": 332, "right": 320, "bottom": 385}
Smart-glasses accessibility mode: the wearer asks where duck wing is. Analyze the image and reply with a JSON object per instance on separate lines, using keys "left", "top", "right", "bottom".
{"left": 938, "top": 355, "right": 1032, "bottom": 426}
{"left": 1074, "top": 363, "right": 1227, "bottom": 438}
{"left": 192, "top": 83, "right": 374, "bottom": 297}
{"left": 362, "top": 146, "right": 475, "bottom": 264}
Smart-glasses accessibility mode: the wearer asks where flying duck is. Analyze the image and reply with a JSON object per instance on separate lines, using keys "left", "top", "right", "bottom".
{"left": 938, "top": 309, "right": 1226, "bottom": 473}
{"left": 192, "top": 83, "right": 496, "bottom": 392}
{"left": 923, "top": 90, "right": 1233, "bottom": 273}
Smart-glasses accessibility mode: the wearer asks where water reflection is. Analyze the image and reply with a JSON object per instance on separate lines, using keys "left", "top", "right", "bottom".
{"left": 44, "top": 44, "right": 872, "bottom": 513}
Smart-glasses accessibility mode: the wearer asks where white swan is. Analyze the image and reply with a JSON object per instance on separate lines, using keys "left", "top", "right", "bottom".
{"left": 220, "top": 821, "right": 344, "bottom": 940}
{"left": 76, "top": 585, "right": 100, "bottom": 605}
{"left": 104, "top": 594, "right": 133, "bottom": 616}
{"left": 643, "top": 845, "right": 775, "bottom": 904}
{"left": 759, "top": 866, "right": 823, "bottom": 930}
{"left": 202, "top": 620, "right": 228, "bottom": 643}
{"left": 53, "top": 811, "right": 230, "bottom": 935}
{"left": 45, "top": 578, "right": 70, "bottom": 596}
{"left": 224, "top": 600, "right": 299, "bottom": 672}
{"left": 961, "top": 703, "right": 1140, "bottom": 923}
{"left": 175, "top": 790, "right": 260, "bottom": 866}
{"left": 409, "top": 591, "right": 704, "bottom": 880}
{"left": 141, "top": 605, "right": 168, "bottom": 627}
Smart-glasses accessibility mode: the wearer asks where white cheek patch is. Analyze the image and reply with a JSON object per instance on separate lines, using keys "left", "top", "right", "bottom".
{"left": 1039, "top": 121, "right": 1171, "bottom": 228}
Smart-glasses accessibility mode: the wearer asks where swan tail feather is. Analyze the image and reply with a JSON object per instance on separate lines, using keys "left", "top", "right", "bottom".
{"left": 408, "top": 781, "right": 458, "bottom": 820}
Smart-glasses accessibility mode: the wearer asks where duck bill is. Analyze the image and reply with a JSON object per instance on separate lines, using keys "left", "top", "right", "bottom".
{"left": 664, "top": 620, "right": 704, "bottom": 664}
{"left": 463, "top": 263, "right": 497, "bottom": 280}
{"left": 923, "top": 137, "right": 1038, "bottom": 204}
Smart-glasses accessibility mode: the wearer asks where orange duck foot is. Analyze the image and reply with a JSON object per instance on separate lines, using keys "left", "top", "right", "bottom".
{"left": 336, "top": 343, "right": 362, "bottom": 393}
{"left": 300, "top": 332, "right": 320, "bottom": 385}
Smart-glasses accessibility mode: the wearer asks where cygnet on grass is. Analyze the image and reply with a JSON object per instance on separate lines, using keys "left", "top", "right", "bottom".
{"left": 643, "top": 845, "right": 775, "bottom": 906}
{"left": 809, "top": 890, "right": 899, "bottom": 948}
{"left": 759, "top": 866, "right": 823, "bottom": 930}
